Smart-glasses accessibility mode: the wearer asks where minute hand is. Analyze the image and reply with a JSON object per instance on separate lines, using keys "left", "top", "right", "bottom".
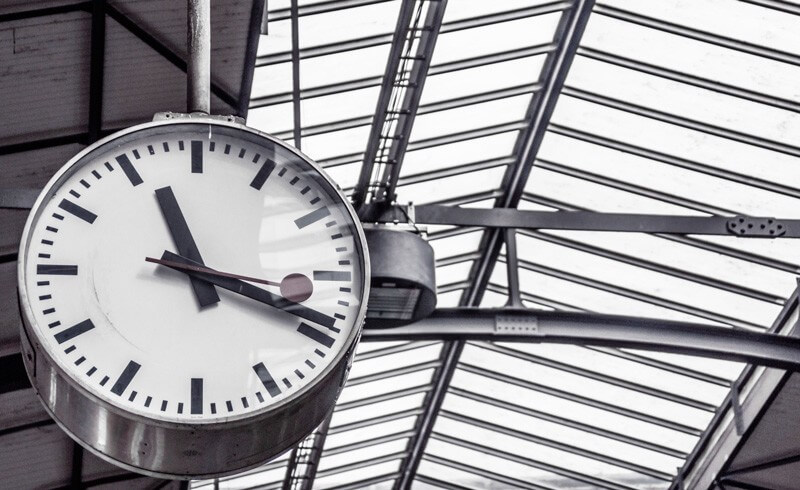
{"left": 159, "top": 251, "right": 337, "bottom": 330}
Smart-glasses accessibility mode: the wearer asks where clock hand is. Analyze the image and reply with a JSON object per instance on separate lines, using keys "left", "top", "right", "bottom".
{"left": 151, "top": 251, "right": 337, "bottom": 330}
{"left": 144, "top": 256, "right": 314, "bottom": 303}
{"left": 154, "top": 186, "right": 220, "bottom": 307}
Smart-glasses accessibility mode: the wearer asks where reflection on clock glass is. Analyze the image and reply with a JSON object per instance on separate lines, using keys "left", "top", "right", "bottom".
{"left": 21, "top": 123, "right": 365, "bottom": 423}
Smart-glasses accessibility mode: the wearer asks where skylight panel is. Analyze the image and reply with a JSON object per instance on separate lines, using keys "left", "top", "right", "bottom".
{"left": 515, "top": 234, "right": 781, "bottom": 327}
{"left": 401, "top": 132, "right": 518, "bottom": 177}
{"left": 397, "top": 165, "right": 507, "bottom": 205}
{"left": 599, "top": 0, "right": 800, "bottom": 54}
{"left": 247, "top": 102, "right": 295, "bottom": 135}
{"left": 301, "top": 87, "right": 381, "bottom": 126}
{"left": 299, "top": 44, "right": 391, "bottom": 89}
{"left": 298, "top": 0, "right": 400, "bottom": 49}
{"left": 411, "top": 95, "right": 530, "bottom": 142}
{"left": 450, "top": 368, "right": 699, "bottom": 453}
{"left": 580, "top": 14, "right": 800, "bottom": 103}
{"left": 420, "top": 55, "right": 544, "bottom": 104}
{"left": 431, "top": 11, "right": 562, "bottom": 65}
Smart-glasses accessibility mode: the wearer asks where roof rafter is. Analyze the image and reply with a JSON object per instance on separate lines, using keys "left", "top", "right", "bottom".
{"left": 351, "top": 0, "right": 449, "bottom": 209}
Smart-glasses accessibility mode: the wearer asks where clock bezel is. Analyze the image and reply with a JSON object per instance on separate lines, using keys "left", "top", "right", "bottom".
{"left": 17, "top": 117, "right": 370, "bottom": 478}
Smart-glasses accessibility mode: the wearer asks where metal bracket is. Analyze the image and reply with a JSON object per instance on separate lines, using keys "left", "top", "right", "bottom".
{"left": 495, "top": 315, "right": 540, "bottom": 335}
{"left": 727, "top": 216, "right": 786, "bottom": 237}
{"left": 730, "top": 380, "right": 746, "bottom": 436}
{"left": 153, "top": 112, "right": 246, "bottom": 125}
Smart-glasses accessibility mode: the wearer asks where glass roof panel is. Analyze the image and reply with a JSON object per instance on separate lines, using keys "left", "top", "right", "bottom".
{"left": 297, "top": 1, "right": 401, "bottom": 49}
{"left": 401, "top": 131, "right": 518, "bottom": 178}
{"left": 430, "top": 12, "right": 561, "bottom": 64}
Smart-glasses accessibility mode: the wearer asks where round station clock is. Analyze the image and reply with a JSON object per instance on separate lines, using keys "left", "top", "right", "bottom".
{"left": 16, "top": 116, "right": 369, "bottom": 478}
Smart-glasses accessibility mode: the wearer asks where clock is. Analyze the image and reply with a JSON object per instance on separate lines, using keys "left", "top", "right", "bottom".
{"left": 16, "top": 115, "right": 369, "bottom": 478}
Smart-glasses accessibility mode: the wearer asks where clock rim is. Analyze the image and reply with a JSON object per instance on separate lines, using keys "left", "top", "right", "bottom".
{"left": 17, "top": 117, "right": 371, "bottom": 429}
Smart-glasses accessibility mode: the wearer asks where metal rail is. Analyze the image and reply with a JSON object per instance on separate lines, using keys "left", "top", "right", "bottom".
{"left": 362, "top": 308, "right": 800, "bottom": 370}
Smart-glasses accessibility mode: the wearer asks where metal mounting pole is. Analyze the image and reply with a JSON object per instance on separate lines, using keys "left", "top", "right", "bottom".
{"left": 188, "top": 0, "right": 211, "bottom": 113}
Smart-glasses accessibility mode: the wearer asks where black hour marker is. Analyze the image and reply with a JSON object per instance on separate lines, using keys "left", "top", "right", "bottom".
{"left": 297, "top": 322, "right": 335, "bottom": 348}
{"left": 100, "top": 376, "right": 109, "bottom": 386}
{"left": 336, "top": 247, "right": 347, "bottom": 252}
{"left": 80, "top": 179, "right": 90, "bottom": 188}
{"left": 87, "top": 366, "right": 97, "bottom": 376}
{"left": 161, "top": 400, "right": 168, "bottom": 411}
{"left": 110, "top": 360, "right": 141, "bottom": 396}
{"left": 191, "top": 378, "right": 203, "bottom": 415}
{"left": 289, "top": 176, "right": 299, "bottom": 185}
{"left": 92, "top": 170, "right": 101, "bottom": 179}
{"left": 48, "top": 321, "right": 60, "bottom": 328}
{"left": 224, "top": 144, "right": 231, "bottom": 154}
{"left": 65, "top": 346, "right": 76, "bottom": 354}
{"left": 340, "top": 287, "right": 351, "bottom": 293}
{"left": 209, "top": 141, "right": 216, "bottom": 152}
{"left": 334, "top": 313, "right": 346, "bottom": 320}
{"left": 39, "top": 294, "right": 51, "bottom": 300}
{"left": 178, "top": 403, "right": 184, "bottom": 414}
{"left": 55, "top": 319, "right": 95, "bottom": 344}
{"left": 238, "top": 148, "right": 246, "bottom": 158}
{"left": 315, "top": 349, "right": 325, "bottom": 357}
{"left": 132, "top": 149, "right": 141, "bottom": 159}
{"left": 69, "top": 190, "right": 80, "bottom": 198}
{"left": 295, "top": 207, "right": 331, "bottom": 229}
{"left": 313, "top": 270, "right": 351, "bottom": 282}
{"left": 75, "top": 356, "right": 85, "bottom": 366}
{"left": 179, "top": 141, "right": 185, "bottom": 151}
{"left": 42, "top": 239, "right": 53, "bottom": 246}
{"left": 145, "top": 396, "right": 152, "bottom": 407}
{"left": 250, "top": 158, "right": 276, "bottom": 190}
{"left": 331, "top": 233, "right": 343, "bottom": 240}
{"left": 338, "top": 300, "right": 349, "bottom": 307}
{"left": 339, "top": 260, "right": 351, "bottom": 266}
{"left": 191, "top": 141, "right": 203, "bottom": 173}
{"left": 310, "top": 197, "right": 320, "bottom": 205}
{"left": 104, "top": 162, "right": 113, "bottom": 171}
{"left": 278, "top": 168, "right": 287, "bottom": 177}
{"left": 53, "top": 213, "right": 64, "bottom": 220}
{"left": 163, "top": 142, "right": 170, "bottom": 152}
{"left": 241, "top": 397, "right": 249, "bottom": 408}
{"left": 252, "top": 153, "right": 260, "bottom": 163}
{"left": 46, "top": 226, "right": 58, "bottom": 233}
{"left": 300, "top": 186, "right": 310, "bottom": 195}
{"left": 283, "top": 378, "right": 292, "bottom": 388}
{"left": 38, "top": 281, "right": 50, "bottom": 286}
{"left": 253, "top": 362, "right": 281, "bottom": 397}
{"left": 305, "top": 359, "right": 315, "bottom": 369}
{"left": 210, "top": 402, "right": 216, "bottom": 414}
{"left": 226, "top": 401, "right": 233, "bottom": 412}
{"left": 294, "top": 369, "right": 305, "bottom": 380}
{"left": 116, "top": 154, "right": 143, "bottom": 186}
{"left": 129, "top": 391, "right": 137, "bottom": 402}
{"left": 43, "top": 308, "right": 55, "bottom": 315}
{"left": 326, "top": 221, "right": 336, "bottom": 228}
{"left": 38, "top": 253, "right": 50, "bottom": 259}
{"left": 59, "top": 199, "right": 97, "bottom": 223}
{"left": 256, "top": 392, "right": 264, "bottom": 403}
{"left": 38, "top": 264, "right": 77, "bottom": 275}
{"left": 147, "top": 145, "right": 155, "bottom": 155}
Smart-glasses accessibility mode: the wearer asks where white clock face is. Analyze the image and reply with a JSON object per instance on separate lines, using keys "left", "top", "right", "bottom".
{"left": 19, "top": 121, "right": 366, "bottom": 423}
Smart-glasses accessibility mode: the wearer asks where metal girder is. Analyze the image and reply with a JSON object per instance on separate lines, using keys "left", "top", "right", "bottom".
{"left": 362, "top": 308, "right": 800, "bottom": 370}
{"left": 290, "top": 0, "right": 302, "bottom": 149}
{"left": 671, "top": 286, "right": 800, "bottom": 489}
{"left": 281, "top": 412, "right": 332, "bottom": 490}
{"left": 392, "top": 3, "right": 597, "bottom": 487}
{"left": 352, "top": 0, "right": 448, "bottom": 209}
{"left": 237, "top": 0, "right": 267, "bottom": 118}
{"left": 361, "top": 203, "right": 800, "bottom": 238}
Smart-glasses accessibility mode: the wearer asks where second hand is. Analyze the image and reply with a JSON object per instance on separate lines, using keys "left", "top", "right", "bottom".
{"left": 145, "top": 257, "right": 313, "bottom": 302}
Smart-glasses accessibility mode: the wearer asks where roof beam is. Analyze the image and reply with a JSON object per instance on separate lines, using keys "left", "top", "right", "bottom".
{"left": 281, "top": 412, "right": 332, "bottom": 490}
{"left": 393, "top": 3, "right": 596, "bottom": 486}
{"left": 352, "top": 0, "right": 448, "bottom": 208}
{"left": 362, "top": 308, "right": 800, "bottom": 370}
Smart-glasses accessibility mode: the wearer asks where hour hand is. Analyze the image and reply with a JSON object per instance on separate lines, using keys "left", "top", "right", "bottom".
{"left": 154, "top": 251, "right": 337, "bottom": 330}
{"left": 154, "top": 186, "right": 220, "bottom": 307}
